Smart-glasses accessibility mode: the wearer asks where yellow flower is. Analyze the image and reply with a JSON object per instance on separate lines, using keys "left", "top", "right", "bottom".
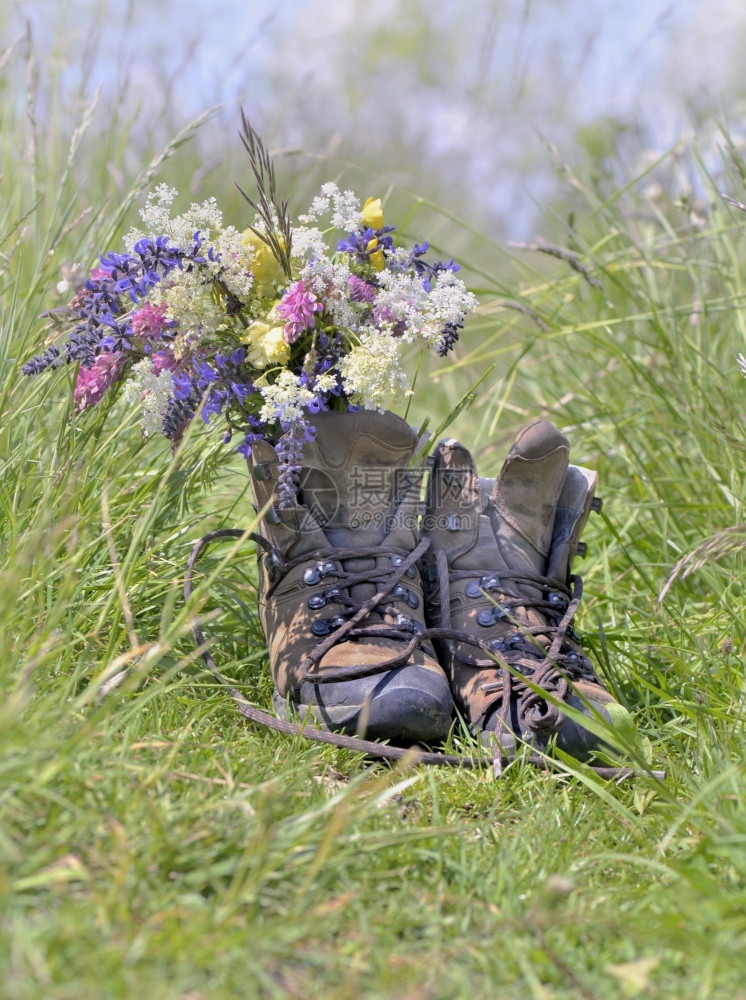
{"left": 365, "top": 235, "right": 384, "bottom": 272}
{"left": 241, "top": 319, "right": 290, "bottom": 369}
{"left": 361, "top": 197, "right": 384, "bottom": 231}
{"left": 240, "top": 230, "right": 284, "bottom": 292}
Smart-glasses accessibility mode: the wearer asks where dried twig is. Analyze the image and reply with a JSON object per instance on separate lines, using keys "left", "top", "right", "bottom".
{"left": 491, "top": 298, "right": 551, "bottom": 333}
{"left": 720, "top": 192, "right": 746, "bottom": 213}
{"left": 509, "top": 237, "right": 602, "bottom": 289}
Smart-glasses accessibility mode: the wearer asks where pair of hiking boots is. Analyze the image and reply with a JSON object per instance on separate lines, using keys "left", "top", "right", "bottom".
{"left": 247, "top": 410, "right": 632, "bottom": 762}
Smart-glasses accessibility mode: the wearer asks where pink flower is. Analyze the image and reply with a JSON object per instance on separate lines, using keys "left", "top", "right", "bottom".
{"left": 276, "top": 280, "right": 322, "bottom": 344}
{"left": 150, "top": 348, "right": 178, "bottom": 376}
{"left": 73, "top": 353, "right": 126, "bottom": 413}
{"left": 347, "top": 274, "right": 377, "bottom": 304}
{"left": 131, "top": 301, "right": 169, "bottom": 339}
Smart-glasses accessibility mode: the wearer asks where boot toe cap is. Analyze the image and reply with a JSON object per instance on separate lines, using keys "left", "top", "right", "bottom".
{"left": 477, "top": 692, "right": 636, "bottom": 763}
{"left": 288, "top": 663, "right": 454, "bottom": 745}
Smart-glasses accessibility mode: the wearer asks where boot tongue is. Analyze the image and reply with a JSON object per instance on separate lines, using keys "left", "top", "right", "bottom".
{"left": 300, "top": 409, "right": 418, "bottom": 548}
{"left": 490, "top": 419, "right": 570, "bottom": 586}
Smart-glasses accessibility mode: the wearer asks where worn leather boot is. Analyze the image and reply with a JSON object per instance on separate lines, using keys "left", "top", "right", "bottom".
{"left": 421, "top": 418, "right": 635, "bottom": 761}
{"left": 248, "top": 410, "right": 454, "bottom": 744}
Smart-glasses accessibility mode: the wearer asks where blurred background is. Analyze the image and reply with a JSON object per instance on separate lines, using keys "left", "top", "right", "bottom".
{"left": 4, "top": 0, "right": 746, "bottom": 239}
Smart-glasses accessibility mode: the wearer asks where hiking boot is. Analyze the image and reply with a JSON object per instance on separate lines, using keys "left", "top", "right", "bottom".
{"left": 248, "top": 410, "right": 454, "bottom": 744}
{"left": 421, "top": 418, "right": 634, "bottom": 761}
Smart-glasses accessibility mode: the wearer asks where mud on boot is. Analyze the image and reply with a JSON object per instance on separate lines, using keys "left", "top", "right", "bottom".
{"left": 421, "top": 418, "right": 635, "bottom": 762}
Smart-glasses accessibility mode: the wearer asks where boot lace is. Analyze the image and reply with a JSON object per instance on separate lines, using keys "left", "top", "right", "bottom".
{"left": 260, "top": 535, "right": 437, "bottom": 683}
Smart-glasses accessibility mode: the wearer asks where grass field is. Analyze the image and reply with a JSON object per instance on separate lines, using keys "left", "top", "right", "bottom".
{"left": 3, "top": 23, "right": 746, "bottom": 1000}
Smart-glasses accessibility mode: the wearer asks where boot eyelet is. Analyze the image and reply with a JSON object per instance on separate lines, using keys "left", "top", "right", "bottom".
{"left": 548, "top": 591, "right": 568, "bottom": 609}
{"left": 392, "top": 554, "right": 417, "bottom": 579}
{"left": 394, "top": 584, "right": 407, "bottom": 597}
{"left": 311, "top": 615, "right": 346, "bottom": 637}
{"left": 477, "top": 607, "right": 505, "bottom": 627}
{"left": 303, "top": 566, "right": 322, "bottom": 586}
{"left": 466, "top": 577, "right": 500, "bottom": 599}
{"left": 407, "top": 592, "right": 419, "bottom": 609}
{"left": 307, "top": 594, "right": 326, "bottom": 610}
{"left": 322, "top": 560, "right": 336, "bottom": 574}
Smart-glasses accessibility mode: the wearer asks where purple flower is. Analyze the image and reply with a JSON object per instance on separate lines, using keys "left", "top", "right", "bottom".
{"left": 236, "top": 432, "right": 265, "bottom": 459}
{"left": 276, "top": 280, "right": 323, "bottom": 344}
{"left": 274, "top": 421, "right": 308, "bottom": 507}
{"left": 409, "top": 247, "right": 460, "bottom": 291}
{"left": 337, "top": 225, "right": 396, "bottom": 264}
{"left": 172, "top": 372, "right": 195, "bottom": 400}
{"left": 230, "top": 381, "right": 254, "bottom": 402}
{"left": 435, "top": 320, "right": 463, "bottom": 357}
{"left": 193, "top": 359, "right": 218, "bottom": 387}
{"left": 372, "top": 302, "right": 407, "bottom": 337}
{"left": 23, "top": 232, "right": 211, "bottom": 376}
{"left": 161, "top": 376, "right": 201, "bottom": 442}
{"left": 347, "top": 274, "right": 377, "bottom": 303}
{"left": 202, "top": 387, "right": 228, "bottom": 423}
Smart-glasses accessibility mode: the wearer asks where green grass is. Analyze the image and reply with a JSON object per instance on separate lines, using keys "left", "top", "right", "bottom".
{"left": 3, "top": 25, "right": 746, "bottom": 1000}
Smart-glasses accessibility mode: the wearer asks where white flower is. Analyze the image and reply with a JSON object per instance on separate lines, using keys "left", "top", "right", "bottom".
{"left": 290, "top": 225, "right": 327, "bottom": 262}
{"left": 125, "top": 186, "right": 225, "bottom": 253}
{"left": 373, "top": 268, "right": 478, "bottom": 346}
{"left": 259, "top": 370, "right": 315, "bottom": 426}
{"left": 215, "top": 227, "right": 255, "bottom": 302}
{"left": 375, "top": 271, "right": 430, "bottom": 342}
{"left": 123, "top": 358, "right": 175, "bottom": 436}
{"left": 161, "top": 269, "right": 225, "bottom": 339}
{"left": 314, "top": 371, "right": 338, "bottom": 393}
{"left": 336, "top": 330, "right": 411, "bottom": 411}
{"left": 300, "top": 182, "right": 362, "bottom": 231}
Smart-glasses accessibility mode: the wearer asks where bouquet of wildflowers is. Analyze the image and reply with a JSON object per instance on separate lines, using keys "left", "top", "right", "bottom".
{"left": 23, "top": 120, "right": 477, "bottom": 506}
